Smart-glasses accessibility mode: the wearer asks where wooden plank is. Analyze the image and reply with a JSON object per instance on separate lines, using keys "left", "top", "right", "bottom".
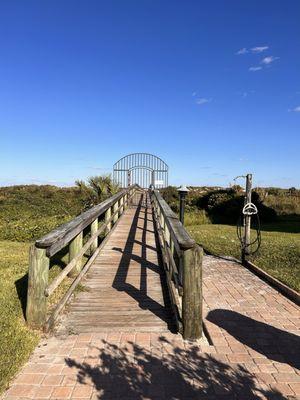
{"left": 26, "top": 246, "right": 49, "bottom": 328}
{"left": 90, "top": 218, "right": 98, "bottom": 253}
{"left": 68, "top": 232, "right": 83, "bottom": 278}
{"left": 105, "top": 206, "right": 112, "bottom": 235}
{"left": 182, "top": 245, "right": 203, "bottom": 340}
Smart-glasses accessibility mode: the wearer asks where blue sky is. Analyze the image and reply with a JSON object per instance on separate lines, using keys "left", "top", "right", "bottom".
{"left": 0, "top": 1, "right": 299, "bottom": 188}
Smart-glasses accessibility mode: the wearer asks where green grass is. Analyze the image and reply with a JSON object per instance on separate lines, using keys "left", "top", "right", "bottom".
{"left": 0, "top": 239, "right": 89, "bottom": 393}
{"left": 188, "top": 222, "right": 300, "bottom": 292}
{"left": 0, "top": 241, "right": 39, "bottom": 393}
{"left": 0, "top": 185, "right": 84, "bottom": 242}
{"left": 264, "top": 194, "right": 300, "bottom": 215}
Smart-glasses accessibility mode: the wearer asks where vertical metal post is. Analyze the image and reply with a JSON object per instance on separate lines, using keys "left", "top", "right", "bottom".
{"left": 127, "top": 170, "right": 131, "bottom": 187}
{"left": 243, "top": 173, "right": 252, "bottom": 261}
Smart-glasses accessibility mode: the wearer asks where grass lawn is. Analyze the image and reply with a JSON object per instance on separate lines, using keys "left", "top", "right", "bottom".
{"left": 0, "top": 241, "right": 39, "bottom": 394}
{"left": 0, "top": 240, "right": 80, "bottom": 393}
{"left": 188, "top": 222, "right": 300, "bottom": 292}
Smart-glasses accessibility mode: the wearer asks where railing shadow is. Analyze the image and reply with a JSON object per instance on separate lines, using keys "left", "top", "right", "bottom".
{"left": 64, "top": 336, "right": 286, "bottom": 399}
{"left": 207, "top": 309, "right": 300, "bottom": 370}
{"left": 111, "top": 195, "right": 172, "bottom": 327}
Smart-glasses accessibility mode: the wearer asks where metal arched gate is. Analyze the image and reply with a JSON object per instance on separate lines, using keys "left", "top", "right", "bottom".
{"left": 113, "top": 153, "right": 168, "bottom": 189}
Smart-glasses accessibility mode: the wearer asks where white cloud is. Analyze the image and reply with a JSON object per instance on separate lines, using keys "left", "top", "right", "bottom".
{"left": 192, "top": 91, "right": 197, "bottom": 96}
{"left": 292, "top": 106, "right": 300, "bottom": 112}
{"left": 195, "top": 98, "right": 211, "bottom": 105}
{"left": 261, "top": 56, "right": 279, "bottom": 65}
{"left": 236, "top": 47, "right": 248, "bottom": 55}
{"left": 249, "top": 66, "right": 262, "bottom": 72}
{"left": 251, "top": 46, "right": 269, "bottom": 53}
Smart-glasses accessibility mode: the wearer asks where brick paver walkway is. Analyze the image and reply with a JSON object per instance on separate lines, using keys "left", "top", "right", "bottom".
{"left": 3, "top": 256, "right": 300, "bottom": 399}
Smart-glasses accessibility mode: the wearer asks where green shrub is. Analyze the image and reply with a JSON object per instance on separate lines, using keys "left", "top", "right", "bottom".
{"left": 193, "top": 189, "right": 277, "bottom": 223}
{"left": 184, "top": 210, "right": 211, "bottom": 226}
{"left": 0, "top": 185, "right": 85, "bottom": 242}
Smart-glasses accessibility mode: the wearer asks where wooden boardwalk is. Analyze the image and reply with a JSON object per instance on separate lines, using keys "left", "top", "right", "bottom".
{"left": 57, "top": 204, "right": 173, "bottom": 335}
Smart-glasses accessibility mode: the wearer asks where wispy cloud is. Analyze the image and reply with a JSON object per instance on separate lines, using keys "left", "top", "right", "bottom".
{"left": 251, "top": 46, "right": 269, "bottom": 53}
{"left": 195, "top": 97, "right": 211, "bottom": 105}
{"left": 291, "top": 106, "right": 300, "bottom": 112}
{"left": 249, "top": 66, "right": 262, "bottom": 72}
{"left": 236, "top": 46, "right": 269, "bottom": 55}
{"left": 236, "top": 47, "right": 248, "bottom": 55}
{"left": 261, "top": 56, "right": 279, "bottom": 65}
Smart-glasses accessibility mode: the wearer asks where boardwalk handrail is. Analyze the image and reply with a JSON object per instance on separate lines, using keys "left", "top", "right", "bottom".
{"left": 26, "top": 184, "right": 140, "bottom": 330}
{"left": 150, "top": 189, "right": 203, "bottom": 340}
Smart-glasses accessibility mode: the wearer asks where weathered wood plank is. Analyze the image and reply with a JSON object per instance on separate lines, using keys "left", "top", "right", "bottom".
{"left": 182, "top": 245, "right": 203, "bottom": 340}
{"left": 26, "top": 246, "right": 49, "bottom": 328}
{"left": 90, "top": 218, "right": 98, "bottom": 253}
{"left": 68, "top": 232, "right": 83, "bottom": 278}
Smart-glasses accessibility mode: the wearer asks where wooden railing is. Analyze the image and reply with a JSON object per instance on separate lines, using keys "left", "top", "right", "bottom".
{"left": 26, "top": 185, "right": 140, "bottom": 330}
{"left": 150, "top": 190, "right": 203, "bottom": 340}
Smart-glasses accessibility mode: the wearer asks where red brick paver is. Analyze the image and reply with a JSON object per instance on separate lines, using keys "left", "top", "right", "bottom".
{"left": 203, "top": 255, "right": 300, "bottom": 399}
{"left": 2, "top": 256, "right": 299, "bottom": 399}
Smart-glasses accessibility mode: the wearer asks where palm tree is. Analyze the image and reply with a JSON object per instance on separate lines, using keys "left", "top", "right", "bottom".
{"left": 75, "top": 175, "right": 120, "bottom": 209}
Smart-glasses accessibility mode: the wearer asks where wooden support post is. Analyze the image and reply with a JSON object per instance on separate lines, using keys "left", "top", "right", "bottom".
{"left": 26, "top": 246, "right": 49, "bottom": 328}
{"left": 178, "top": 252, "right": 184, "bottom": 289}
{"left": 90, "top": 218, "right": 98, "bottom": 254}
{"left": 182, "top": 245, "right": 203, "bottom": 340}
{"left": 165, "top": 222, "right": 171, "bottom": 253}
{"left": 105, "top": 206, "right": 112, "bottom": 235}
{"left": 160, "top": 211, "right": 164, "bottom": 235}
{"left": 113, "top": 201, "right": 118, "bottom": 224}
{"left": 243, "top": 173, "right": 252, "bottom": 262}
{"left": 68, "top": 232, "right": 83, "bottom": 277}
{"left": 120, "top": 196, "right": 124, "bottom": 215}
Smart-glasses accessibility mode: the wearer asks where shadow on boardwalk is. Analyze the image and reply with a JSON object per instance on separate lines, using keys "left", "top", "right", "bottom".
{"left": 65, "top": 337, "right": 285, "bottom": 399}
{"left": 207, "top": 309, "right": 300, "bottom": 371}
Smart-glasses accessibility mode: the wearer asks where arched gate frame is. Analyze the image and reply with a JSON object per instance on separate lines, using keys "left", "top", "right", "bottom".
{"left": 113, "top": 153, "right": 168, "bottom": 189}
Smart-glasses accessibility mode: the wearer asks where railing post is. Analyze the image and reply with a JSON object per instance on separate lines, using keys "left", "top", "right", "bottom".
{"left": 105, "top": 206, "right": 112, "bottom": 235}
{"left": 26, "top": 245, "right": 49, "bottom": 328}
{"left": 90, "top": 218, "right": 98, "bottom": 253}
{"left": 182, "top": 245, "right": 203, "bottom": 340}
{"left": 165, "top": 223, "right": 170, "bottom": 247}
{"left": 113, "top": 201, "right": 118, "bottom": 224}
{"left": 120, "top": 196, "right": 124, "bottom": 215}
{"left": 68, "top": 232, "right": 83, "bottom": 277}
